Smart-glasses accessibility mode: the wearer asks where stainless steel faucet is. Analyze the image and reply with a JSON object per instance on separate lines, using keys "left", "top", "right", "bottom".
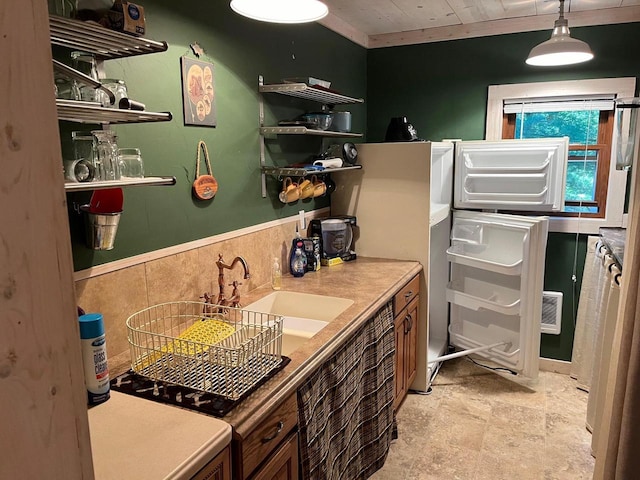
{"left": 215, "top": 254, "right": 250, "bottom": 307}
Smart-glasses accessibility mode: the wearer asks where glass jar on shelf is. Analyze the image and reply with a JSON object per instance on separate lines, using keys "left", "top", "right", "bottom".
{"left": 91, "top": 130, "right": 120, "bottom": 181}
{"left": 71, "top": 51, "right": 100, "bottom": 103}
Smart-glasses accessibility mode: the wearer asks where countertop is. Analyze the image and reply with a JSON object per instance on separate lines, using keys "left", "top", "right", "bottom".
{"left": 98, "top": 257, "right": 421, "bottom": 477}
{"left": 599, "top": 227, "right": 626, "bottom": 266}
{"left": 221, "top": 257, "right": 422, "bottom": 438}
{"left": 88, "top": 392, "right": 232, "bottom": 479}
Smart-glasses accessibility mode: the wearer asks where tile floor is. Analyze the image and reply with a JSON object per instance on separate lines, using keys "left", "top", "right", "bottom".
{"left": 371, "top": 358, "right": 595, "bottom": 480}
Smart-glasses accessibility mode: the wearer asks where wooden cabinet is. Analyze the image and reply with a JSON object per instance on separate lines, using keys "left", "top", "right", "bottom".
{"left": 250, "top": 432, "right": 298, "bottom": 480}
{"left": 191, "top": 446, "right": 231, "bottom": 480}
{"left": 233, "top": 393, "right": 298, "bottom": 480}
{"left": 393, "top": 275, "right": 420, "bottom": 410}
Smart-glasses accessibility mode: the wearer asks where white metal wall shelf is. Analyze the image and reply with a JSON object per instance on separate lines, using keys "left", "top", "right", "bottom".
{"left": 49, "top": 15, "right": 168, "bottom": 59}
{"left": 65, "top": 176, "right": 177, "bottom": 192}
{"left": 260, "top": 126, "right": 361, "bottom": 138}
{"left": 51, "top": 15, "right": 175, "bottom": 200}
{"left": 261, "top": 165, "right": 362, "bottom": 179}
{"left": 56, "top": 100, "right": 172, "bottom": 124}
{"left": 258, "top": 75, "right": 364, "bottom": 197}
{"left": 258, "top": 82, "right": 364, "bottom": 106}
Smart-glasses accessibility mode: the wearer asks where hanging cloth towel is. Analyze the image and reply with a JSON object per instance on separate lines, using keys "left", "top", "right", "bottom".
{"left": 297, "top": 302, "right": 395, "bottom": 480}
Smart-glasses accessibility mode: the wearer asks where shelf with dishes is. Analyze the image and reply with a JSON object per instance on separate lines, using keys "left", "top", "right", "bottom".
{"left": 57, "top": 99, "right": 172, "bottom": 124}
{"left": 52, "top": 15, "right": 175, "bottom": 199}
{"left": 261, "top": 165, "right": 362, "bottom": 179}
{"left": 258, "top": 82, "right": 364, "bottom": 106}
{"left": 260, "top": 126, "right": 361, "bottom": 138}
{"left": 258, "top": 75, "right": 364, "bottom": 198}
{"left": 49, "top": 15, "right": 168, "bottom": 59}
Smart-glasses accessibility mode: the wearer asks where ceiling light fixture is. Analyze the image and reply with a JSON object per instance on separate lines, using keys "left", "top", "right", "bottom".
{"left": 526, "top": 0, "right": 594, "bottom": 67}
{"left": 230, "top": 0, "right": 329, "bottom": 24}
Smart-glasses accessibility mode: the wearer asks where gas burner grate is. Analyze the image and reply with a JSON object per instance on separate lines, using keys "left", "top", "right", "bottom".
{"left": 110, "top": 356, "right": 290, "bottom": 417}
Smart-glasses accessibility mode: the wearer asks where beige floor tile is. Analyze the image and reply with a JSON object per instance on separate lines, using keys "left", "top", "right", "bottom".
{"left": 488, "top": 400, "right": 546, "bottom": 433}
{"left": 373, "top": 358, "right": 594, "bottom": 480}
{"left": 407, "top": 444, "right": 481, "bottom": 480}
{"left": 480, "top": 423, "right": 545, "bottom": 467}
{"left": 475, "top": 451, "right": 545, "bottom": 480}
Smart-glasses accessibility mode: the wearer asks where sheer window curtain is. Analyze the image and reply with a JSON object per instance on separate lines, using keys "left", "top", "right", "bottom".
{"left": 570, "top": 237, "right": 612, "bottom": 393}
{"left": 593, "top": 140, "right": 640, "bottom": 478}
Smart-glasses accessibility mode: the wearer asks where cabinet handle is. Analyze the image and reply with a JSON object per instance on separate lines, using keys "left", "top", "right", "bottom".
{"left": 404, "top": 314, "right": 413, "bottom": 334}
{"left": 261, "top": 420, "right": 284, "bottom": 443}
{"left": 404, "top": 290, "right": 413, "bottom": 300}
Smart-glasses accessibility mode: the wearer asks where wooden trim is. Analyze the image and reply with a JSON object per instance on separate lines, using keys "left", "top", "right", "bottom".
{"left": 502, "top": 113, "right": 515, "bottom": 139}
{"left": 486, "top": 78, "right": 636, "bottom": 140}
{"left": 318, "top": 12, "right": 368, "bottom": 48}
{"left": 595, "top": 110, "right": 614, "bottom": 216}
{"left": 73, "top": 207, "right": 330, "bottom": 281}
{"left": 539, "top": 358, "right": 572, "bottom": 375}
{"left": 1, "top": 2, "right": 93, "bottom": 478}
{"left": 365, "top": 6, "right": 640, "bottom": 48}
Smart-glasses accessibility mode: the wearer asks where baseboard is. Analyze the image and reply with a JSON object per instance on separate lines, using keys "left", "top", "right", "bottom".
{"left": 539, "top": 357, "right": 572, "bottom": 375}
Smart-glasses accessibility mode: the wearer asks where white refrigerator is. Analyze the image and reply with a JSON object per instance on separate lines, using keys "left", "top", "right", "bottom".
{"left": 331, "top": 138, "right": 568, "bottom": 391}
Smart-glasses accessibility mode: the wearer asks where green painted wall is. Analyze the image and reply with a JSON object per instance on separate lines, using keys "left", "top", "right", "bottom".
{"left": 366, "top": 23, "right": 640, "bottom": 361}
{"left": 64, "top": 0, "right": 366, "bottom": 269}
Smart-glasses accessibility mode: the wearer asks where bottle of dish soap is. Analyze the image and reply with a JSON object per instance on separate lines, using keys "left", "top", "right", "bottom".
{"left": 290, "top": 240, "right": 307, "bottom": 277}
{"left": 272, "top": 257, "right": 282, "bottom": 290}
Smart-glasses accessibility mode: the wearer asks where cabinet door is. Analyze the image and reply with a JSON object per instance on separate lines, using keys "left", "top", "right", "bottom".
{"left": 251, "top": 432, "right": 299, "bottom": 480}
{"left": 404, "top": 297, "right": 418, "bottom": 389}
{"left": 192, "top": 446, "right": 231, "bottom": 480}
{"left": 394, "top": 314, "right": 406, "bottom": 409}
{"left": 238, "top": 394, "right": 298, "bottom": 479}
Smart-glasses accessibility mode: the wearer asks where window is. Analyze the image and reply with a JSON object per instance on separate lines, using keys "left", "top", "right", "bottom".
{"left": 486, "top": 78, "right": 635, "bottom": 233}
{"left": 502, "top": 103, "right": 614, "bottom": 217}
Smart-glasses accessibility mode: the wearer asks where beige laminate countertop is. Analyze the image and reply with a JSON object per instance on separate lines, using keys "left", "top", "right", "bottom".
{"left": 98, "top": 257, "right": 421, "bottom": 477}
{"left": 88, "top": 391, "right": 232, "bottom": 480}
{"left": 222, "top": 257, "right": 422, "bottom": 439}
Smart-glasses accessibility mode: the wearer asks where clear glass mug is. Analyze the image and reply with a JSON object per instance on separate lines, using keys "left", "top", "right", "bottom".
{"left": 92, "top": 130, "right": 120, "bottom": 181}
{"left": 71, "top": 51, "right": 100, "bottom": 103}
{"left": 48, "top": 0, "right": 77, "bottom": 17}
{"left": 72, "top": 131, "right": 94, "bottom": 161}
{"left": 100, "top": 79, "right": 128, "bottom": 108}
{"left": 117, "top": 148, "right": 144, "bottom": 178}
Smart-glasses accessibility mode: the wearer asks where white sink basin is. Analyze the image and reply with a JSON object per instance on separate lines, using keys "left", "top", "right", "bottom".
{"left": 245, "top": 291, "right": 354, "bottom": 356}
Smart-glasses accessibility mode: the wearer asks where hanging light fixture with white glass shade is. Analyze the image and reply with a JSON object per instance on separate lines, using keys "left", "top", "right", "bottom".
{"left": 526, "top": 0, "right": 594, "bottom": 66}
{"left": 230, "top": 0, "right": 328, "bottom": 24}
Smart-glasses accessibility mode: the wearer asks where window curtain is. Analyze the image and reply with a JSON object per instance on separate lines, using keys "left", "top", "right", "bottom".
{"left": 588, "top": 260, "right": 622, "bottom": 453}
{"left": 593, "top": 156, "right": 640, "bottom": 478}
{"left": 570, "top": 237, "right": 611, "bottom": 392}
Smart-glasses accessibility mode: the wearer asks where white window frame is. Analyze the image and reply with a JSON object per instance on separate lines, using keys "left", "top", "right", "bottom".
{"left": 486, "top": 77, "right": 636, "bottom": 234}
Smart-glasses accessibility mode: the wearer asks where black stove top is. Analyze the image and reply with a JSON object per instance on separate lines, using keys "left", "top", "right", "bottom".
{"left": 110, "top": 356, "right": 290, "bottom": 417}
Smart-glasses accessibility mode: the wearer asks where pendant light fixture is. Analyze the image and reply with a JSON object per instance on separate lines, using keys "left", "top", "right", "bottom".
{"left": 526, "top": 0, "right": 594, "bottom": 66}
{"left": 230, "top": 0, "right": 328, "bottom": 24}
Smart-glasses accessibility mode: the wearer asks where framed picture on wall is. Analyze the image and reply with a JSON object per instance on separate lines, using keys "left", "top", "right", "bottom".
{"left": 180, "top": 56, "right": 217, "bottom": 127}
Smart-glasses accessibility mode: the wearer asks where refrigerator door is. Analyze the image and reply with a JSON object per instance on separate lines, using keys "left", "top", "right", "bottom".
{"left": 454, "top": 138, "right": 568, "bottom": 212}
{"left": 446, "top": 210, "right": 548, "bottom": 379}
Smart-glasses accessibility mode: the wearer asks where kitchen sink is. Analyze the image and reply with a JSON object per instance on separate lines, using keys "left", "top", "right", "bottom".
{"left": 245, "top": 291, "right": 354, "bottom": 356}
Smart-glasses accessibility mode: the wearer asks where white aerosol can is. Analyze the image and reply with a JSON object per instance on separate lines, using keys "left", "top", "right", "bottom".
{"left": 78, "top": 313, "right": 110, "bottom": 405}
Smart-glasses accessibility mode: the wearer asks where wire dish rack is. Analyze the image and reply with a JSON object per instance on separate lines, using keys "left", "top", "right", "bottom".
{"left": 126, "top": 301, "right": 284, "bottom": 401}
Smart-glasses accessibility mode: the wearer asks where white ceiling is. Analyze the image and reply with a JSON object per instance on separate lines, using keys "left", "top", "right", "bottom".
{"left": 318, "top": 0, "right": 640, "bottom": 48}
